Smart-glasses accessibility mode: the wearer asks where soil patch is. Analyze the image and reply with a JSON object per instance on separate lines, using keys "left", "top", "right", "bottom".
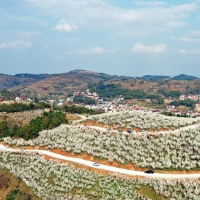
{"left": 79, "top": 120, "right": 180, "bottom": 132}
{"left": 0, "top": 174, "right": 9, "bottom": 190}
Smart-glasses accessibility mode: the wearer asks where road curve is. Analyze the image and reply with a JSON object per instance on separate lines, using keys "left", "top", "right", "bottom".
{"left": 1, "top": 144, "right": 200, "bottom": 179}
{"left": 87, "top": 122, "right": 200, "bottom": 135}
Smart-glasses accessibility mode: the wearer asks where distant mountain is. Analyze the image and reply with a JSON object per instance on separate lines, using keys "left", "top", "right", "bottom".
{"left": 140, "top": 75, "right": 170, "bottom": 80}
{"left": 18, "top": 69, "right": 117, "bottom": 97}
{"left": 1, "top": 69, "right": 200, "bottom": 98}
{"left": 14, "top": 73, "right": 50, "bottom": 80}
{"left": 171, "top": 74, "right": 199, "bottom": 81}
{"left": 0, "top": 73, "right": 50, "bottom": 90}
{"left": 0, "top": 74, "right": 21, "bottom": 90}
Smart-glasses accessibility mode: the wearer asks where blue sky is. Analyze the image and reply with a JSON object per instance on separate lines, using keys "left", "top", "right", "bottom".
{"left": 0, "top": 0, "right": 200, "bottom": 76}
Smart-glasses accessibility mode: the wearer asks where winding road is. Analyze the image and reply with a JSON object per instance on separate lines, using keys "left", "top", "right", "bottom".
{"left": 86, "top": 122, "right": 200, "bottom": 135}
{"left": 1, "top": 144, "right": 200, "bottom": 179}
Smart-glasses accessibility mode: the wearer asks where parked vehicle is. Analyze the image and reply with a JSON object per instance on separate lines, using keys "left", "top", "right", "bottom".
{"left": 127, "top": 129, "right": 132, "bottom": 134}
{"left": 144, "top": 169, "right": 154, "bottom": 174}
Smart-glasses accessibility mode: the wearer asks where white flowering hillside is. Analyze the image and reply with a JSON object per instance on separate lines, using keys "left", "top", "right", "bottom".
{"left": 0, "top": 151, "right": 200, "bottom": 200}
{"left": 75, "top": 111, "right": 198, "bottom": 130}
{"left": 4, "top": 125, "right": 200, "bottom": 170}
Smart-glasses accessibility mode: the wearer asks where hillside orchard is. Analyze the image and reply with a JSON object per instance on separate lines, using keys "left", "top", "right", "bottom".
{"left": 4, "top": 123, "right": 200, "bottom": 170}
{"left": 76, "top": 110, "right": 198, "bottom": 131}
{"left": 1, "top": 109, "right": 200, "bottom": 199}
{"left": 0, "top": 151, "right": 200, "bottom": 200}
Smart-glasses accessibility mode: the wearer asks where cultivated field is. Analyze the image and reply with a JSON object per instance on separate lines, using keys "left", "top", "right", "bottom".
{"left": 1, "top": 110, "right": 200, "bottom": 199}
{"left": 75, "top": 110, "right": 198, "bottom": 131}
{"left": 0, "top": 151, "right": 200, "bottom": 200}
{"left": 0, "top": 110, "right": 43, "bottom": 126}
{"left": 4, "top": 122, "right": 200, "bottom": 170}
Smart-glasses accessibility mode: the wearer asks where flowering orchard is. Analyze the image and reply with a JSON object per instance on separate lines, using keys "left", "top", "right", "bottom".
{"left": 4, "top": 124, "right": 200, "bottom": 170}
{"left": 0, "top": 151, "right": 200, "bottom": 200}
{"left": 76, "top": 111, "right": 198, "bottom": 130}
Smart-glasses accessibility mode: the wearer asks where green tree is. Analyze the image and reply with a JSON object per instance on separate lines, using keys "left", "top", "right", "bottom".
{"left": 6, "top": 189, "right": 32, "bottom": 200}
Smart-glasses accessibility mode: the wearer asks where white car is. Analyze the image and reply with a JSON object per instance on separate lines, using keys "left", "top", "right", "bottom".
{"left": 93, "top": 162, "right": 100, "bottom": 167}
{"left": 141, "top": 130, "right": 147, "bottom": 133}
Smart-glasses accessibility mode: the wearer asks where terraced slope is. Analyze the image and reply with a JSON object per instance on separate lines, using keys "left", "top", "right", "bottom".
{"left": 1, "top": 151, "right": 200, "bottom": 200}
{"left": 4, "top": 123, "right": 200, "bottom": 170}
{"left": 1, "top": 110, "right": 200, "bottom": 199}
{"left": 76, "top": 110, "right": 198, "bottom": 131}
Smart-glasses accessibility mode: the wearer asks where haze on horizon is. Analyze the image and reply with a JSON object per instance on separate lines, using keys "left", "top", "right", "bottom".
{"left": 0, "top": 0, "right": 200, "bottom": 77}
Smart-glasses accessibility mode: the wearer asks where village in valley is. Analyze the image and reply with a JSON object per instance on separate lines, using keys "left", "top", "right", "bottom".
{"left": 1, "top": 88, "right": 200, "bottom": 118}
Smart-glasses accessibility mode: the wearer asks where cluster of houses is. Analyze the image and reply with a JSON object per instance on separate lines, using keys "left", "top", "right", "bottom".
{"left": 15, "top": 93, "right": 32, "bottom": 102}
{"left": 85, "top": 102, "right": 127, "bottom": 113}
{"left": 166, "top": 103, "right": 200, "bottom": 116}
{"left": 166, "top": 94, "right": 200, "bottom": 112}
{"left": 166, "top": 108, "right": 199, "bottom": 117}
{"left": 64, "top": 89, "right": 125, "bottom": 112}
{"left": 179, "top": 94, "right": 200, "bottom": 101}
{"left": 1, "top": 90, "right": 200, "bottom": 116}
{"left": 73, "top": 89, "right": 99, "bottom": 100}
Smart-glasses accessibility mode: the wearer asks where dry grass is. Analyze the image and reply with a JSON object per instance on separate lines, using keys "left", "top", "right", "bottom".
{"left": 137, "top": 186, "right": 166, "bottom": 200}
{"left": 66, "top": 114, "right": 81, "bottom": 123}
{"left": 0, "top": 169, "right": 41, "bottom": 200}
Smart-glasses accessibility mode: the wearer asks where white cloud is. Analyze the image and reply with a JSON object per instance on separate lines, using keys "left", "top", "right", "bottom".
{"left": 24, "top": 0, "right": 197, "bottom": 35}
{"left": 117, "top": 26, "right": 165, "bottom": 38}
{"left": 165, "top": 21, "right": 189, "bottom": 28}
{"left": 177, "top": 37, "right": 191, "bottom": 42}
{"left": 131, "top": 43, "right": 167, "bottom": 53}
{"left": 66, "top": 46, "right": 120, "bottom": 55}
{"left": 191, "top": 30, "right": 200, "bottom": 36}
{"left": 179, "top": 49, "right": 187, "bottom": 54}
{"left": 171, "top": 36, "right": 200, "bottom": 42}
{"left": 117, "top": 30, "right": 147, "bottom": 37}
{"left": 173, "top": 3, "right": 197, "bottom": 13}
{"left": 53, "top": 20, "right": 78, "bottom": 32}
{"left": 117, "top": 30, "right": 133, "bottom": 38}
{"left": 191, "top": 49, "right": 200, "bottom": 54}
{"left": 19, "top": 31, "right": 42, "bottom": 38}
{"left": 0, "top": 41, "right": 32, "bottom": 49}
{"left": 25, "top": 0, "right": 43, "bottom": 2}
{"left": 77, "top": 47, "right": 106, "bottom": 55}
{"left": 179, "top": 49, "right": 200, "bottom": 54}
{"left": 113, "top": 11, "right": 139, "bottom": 22}
{"left": 115, "top": 46, "right": 122, "bottom": 50}
{"left": 132, "top": 1, "right": 167, "bottom": 7}
{"left": 1, "top": 13, "right": 49, "bottom": 26}
{"left": 53, "top": 56, "right": 62, "bottom": 60}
